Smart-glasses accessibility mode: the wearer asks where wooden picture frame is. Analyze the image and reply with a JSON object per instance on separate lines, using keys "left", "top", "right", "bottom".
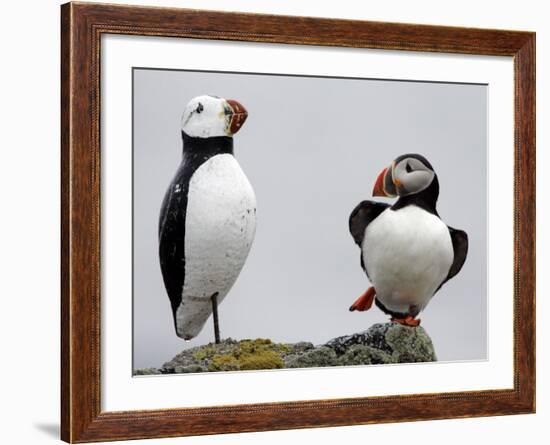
{"left": 61, "top": 2, "right": 535, "bottom": 442}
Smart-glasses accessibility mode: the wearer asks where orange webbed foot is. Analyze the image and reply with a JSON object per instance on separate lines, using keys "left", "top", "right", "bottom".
{"left": 391, "top": 315, "right": 421, "bottom": 327}
{"left": 349, "top": 287, "right": 376, "bottom": 312}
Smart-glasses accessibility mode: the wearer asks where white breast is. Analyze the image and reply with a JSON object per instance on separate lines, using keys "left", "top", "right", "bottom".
{"left": 363, "top": 205, "right": 453, "bottom": 314}
{"left": 176, "top": 154, "right": 256, "bottom": 338}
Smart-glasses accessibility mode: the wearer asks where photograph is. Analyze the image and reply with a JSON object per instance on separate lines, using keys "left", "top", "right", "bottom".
{"left": 132, "top": 68, "right": 487, "bottom": 375}
{"left": 58, "top": 3, "right": 535, "bottom": 442}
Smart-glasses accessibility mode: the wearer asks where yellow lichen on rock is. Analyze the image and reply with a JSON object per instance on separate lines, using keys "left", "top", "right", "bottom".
{"left": 206, "top": 339, "right": 285, "bottom": 371}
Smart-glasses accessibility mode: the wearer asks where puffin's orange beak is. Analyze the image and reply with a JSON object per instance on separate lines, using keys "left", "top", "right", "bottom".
{"left": 372, "top": 167, "right": 389, "bottom": 197}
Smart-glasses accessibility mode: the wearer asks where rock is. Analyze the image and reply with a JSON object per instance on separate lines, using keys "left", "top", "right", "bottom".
{"left": 327, "top": 323, "right": 436, "bottom": 364}
{"left": 134, "top": 367, "right": 160, "bottom": 375}
{"left": 285, "top": 346, "right": 338, "bottom": 368}
{"left": 288, "top": 341, "right": 315, "bottom": 354}
{"left": 173, "top": 364, "right": 207, "bottom": 373}
{"left": 134, "top": 323, "right": 436, "bottom": 375}
{"left": 384, "top": 323, "right": 437, "bottom": 363}
{"left": 337, "top": 344, "right": 394, "bottom": 365}
{"left": 160, "top": 338, "right": 288, "bottom": 373}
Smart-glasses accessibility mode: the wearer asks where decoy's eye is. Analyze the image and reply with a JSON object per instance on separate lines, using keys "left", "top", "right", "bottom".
{"left": 405, "top": 162, "right": 413, "bottom": 173}
{"left": 196, "top": 103, "right": 203, "bottom": 114}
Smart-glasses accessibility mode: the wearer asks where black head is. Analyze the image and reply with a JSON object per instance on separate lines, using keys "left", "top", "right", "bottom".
{"left": 372, "top": 153, "right": 439, "bottom": 213}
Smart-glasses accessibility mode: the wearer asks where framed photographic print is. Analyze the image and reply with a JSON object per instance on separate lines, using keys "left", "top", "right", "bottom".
{"left": 61, "top": 2, "right": 535, "bottom": 442}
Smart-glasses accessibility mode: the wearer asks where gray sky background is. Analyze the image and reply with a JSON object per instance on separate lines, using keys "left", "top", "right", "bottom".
{"left": 133, "top": 68, "right": 487, "bottom": 370}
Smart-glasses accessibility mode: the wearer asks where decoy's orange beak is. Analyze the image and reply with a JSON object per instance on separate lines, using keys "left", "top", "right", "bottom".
{"left": 226, "top": 99, "right": 248, "bottom": 134}
{"left": 372, "top": 167, "right": 389, "bottom": 197}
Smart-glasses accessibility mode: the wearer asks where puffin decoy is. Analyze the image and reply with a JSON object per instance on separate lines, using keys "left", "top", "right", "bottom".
{"left": 348, "top": 154, "right": 468, "bottom": 326}
{"left": 158, "top": 95, "right": 256, "bottom": 340}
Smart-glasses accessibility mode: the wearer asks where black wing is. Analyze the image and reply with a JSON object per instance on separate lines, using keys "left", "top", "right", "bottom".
{"left": 349, "top": 200, "right": 389, "bottom": 273}
{"left": 349, "top": 200, "right": 389, "bottom": 246}
{"left": 437, "top": 227, "right": 469, "bottom": 290}
{"left": 158, "top": 170, "right": 191, "bottom": 324}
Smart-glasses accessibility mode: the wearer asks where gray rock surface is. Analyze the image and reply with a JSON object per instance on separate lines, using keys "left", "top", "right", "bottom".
{"left": 286, "top": 346, "right": 339, "bottom": 368}
{"left": 135, "top": 323, "right": 436, "bottom": 375}
{"left": 326, "top": 323, "right": 437, "bottom": 364}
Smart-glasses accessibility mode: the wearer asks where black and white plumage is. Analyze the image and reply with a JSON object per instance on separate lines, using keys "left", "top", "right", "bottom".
{"left": 349, "top": 154, "right": 468, "bottom": 325}
{"left": 159, "top": 95, "right": 256, "bottom": 340}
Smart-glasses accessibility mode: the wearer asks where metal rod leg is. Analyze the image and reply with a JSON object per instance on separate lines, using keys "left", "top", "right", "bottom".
{"left": 211, "top": 293, "right": 220, "bottom": 344}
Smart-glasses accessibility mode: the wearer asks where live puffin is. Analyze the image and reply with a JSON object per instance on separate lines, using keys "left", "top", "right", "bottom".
{"left": 348, "top": 154, "right": 468, "bottom": 326}
{"left": 158, "top": 95, "right": 256, "bottom": 340}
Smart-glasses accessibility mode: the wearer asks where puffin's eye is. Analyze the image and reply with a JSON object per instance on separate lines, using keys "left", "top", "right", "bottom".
{"left": 405, "top": 162, "right": 413, "bottom": 173}
{"left": 196, "top": 103, "right": 203, "bottom": 114}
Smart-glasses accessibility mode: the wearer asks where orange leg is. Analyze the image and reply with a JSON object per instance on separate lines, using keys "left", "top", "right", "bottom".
{"left": 349, "top": 287, "right": 376, "bottom": 312}
{"left": 391, "top": 315, "right": 421, "bottom": 327}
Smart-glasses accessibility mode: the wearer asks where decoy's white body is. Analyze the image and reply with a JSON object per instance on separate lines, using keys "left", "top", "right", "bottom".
{"left": 159, "top": 95, "right": 256, "bottom": 340}
{"left": 176, "top": 154, "right": 256, "bottom": 338}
